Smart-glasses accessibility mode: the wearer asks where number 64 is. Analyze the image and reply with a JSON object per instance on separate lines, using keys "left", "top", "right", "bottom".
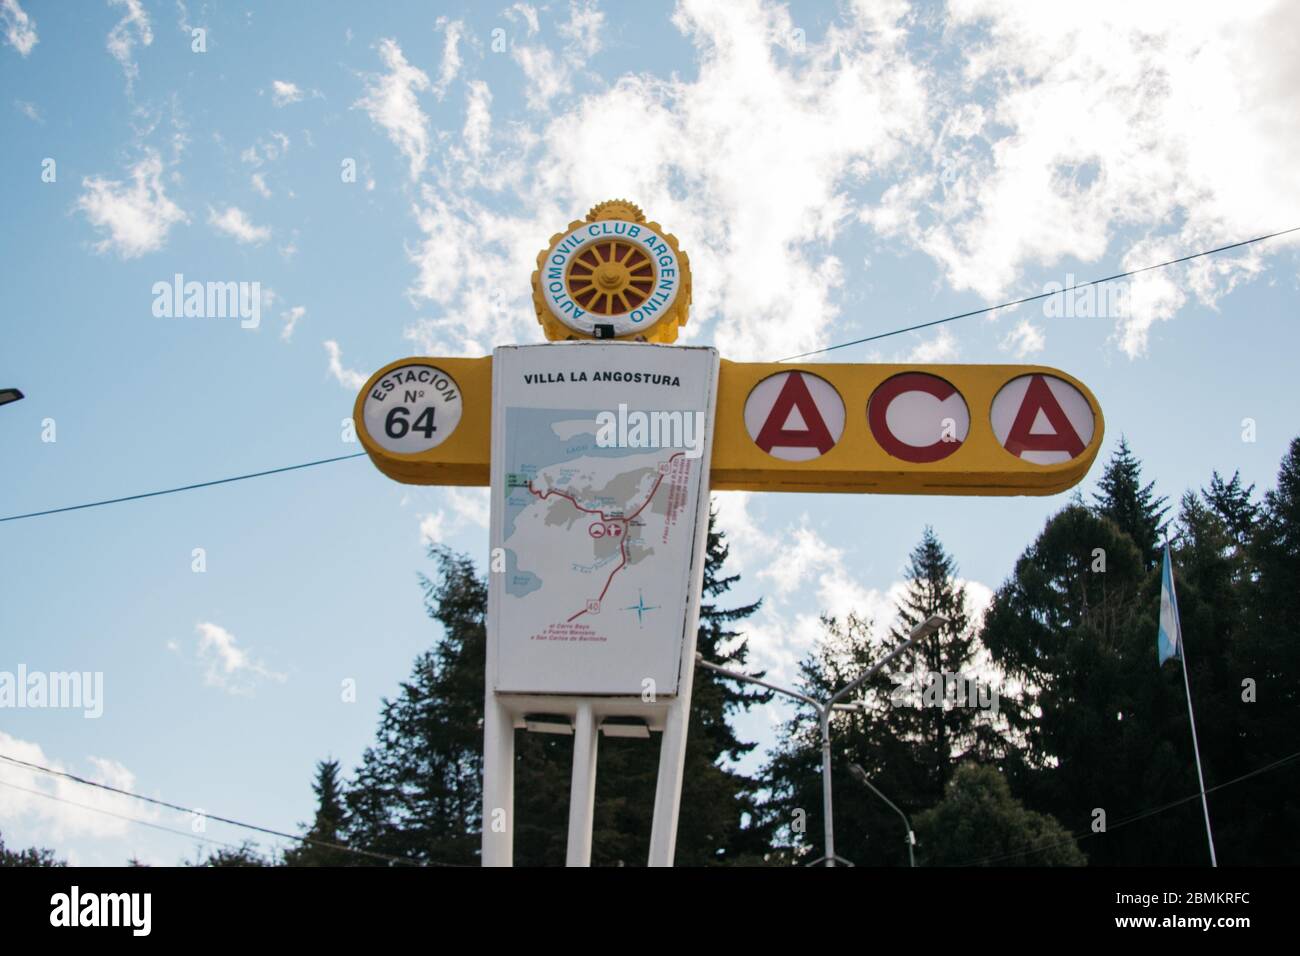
{"left": 385, "top": 405, "right": 436, "bottom": 440}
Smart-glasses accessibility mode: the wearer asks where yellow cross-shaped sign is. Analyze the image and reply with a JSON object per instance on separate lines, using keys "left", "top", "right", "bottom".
{"left": 349, "top": 200, "right": 1104, "bottom": 869}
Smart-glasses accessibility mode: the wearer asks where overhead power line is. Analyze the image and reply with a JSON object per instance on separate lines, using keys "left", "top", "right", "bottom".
{"left": 3, "top": 226, "right": 1297, "bottom": 525}
{"left": 0, "top": 776, "right": 272, "bottom": 860}
{"left": 0, "top": 452, "right": 367, "bottom": 524}
{"left": 0, "top": 752, "right": 455, "bottom": 867}
{"left": 776, "top": 225, "right": 1300, "bottom": 362}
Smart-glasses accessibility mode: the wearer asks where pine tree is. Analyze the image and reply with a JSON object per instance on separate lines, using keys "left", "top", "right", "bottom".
{"left": 344, "top": 548, "right": 485, "bottom": 866}
{"left": 1229, "top": 437, "right": 1300, "bottom": 862}
{"left": 979, "top": 503, "right": 1209, "bottom": 864}
{"left": 887, "top": 527, "right": 999, "bottom": 797}
{"left": 682, "top": 511, "right": 773, "bottom": 862}
{"left": 764, "top": 528, "right": 1009, "bottom": 865}
{"left": 1203, "top": 470, "right": 1258, "bottom": 552}
{"left": 1092, "top": 437, "right": 1169, "bottom": 568}
{"left": 189, "top": 842, "right": 273, "bottom": 866}
{"left": 284, "top": 759, "right": 354, "bottom": 866}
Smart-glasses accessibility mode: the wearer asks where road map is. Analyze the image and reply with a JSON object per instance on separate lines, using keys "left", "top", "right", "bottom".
{"left": 500, "top": 406, "right": 696, "bottom": 642}
{"left": 488, "top": 343, "right": 718, "bottom": 696}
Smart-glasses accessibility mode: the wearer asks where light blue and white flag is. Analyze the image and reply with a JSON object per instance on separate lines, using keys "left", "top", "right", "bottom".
{"left": 1158, "top": 544, "right": 1182, "bottom": 664}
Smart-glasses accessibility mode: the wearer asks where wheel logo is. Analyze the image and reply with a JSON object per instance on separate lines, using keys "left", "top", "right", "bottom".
{"left": 566, "top": 239, "right": 655, "bottom": 316}
{"left": 531, "top": 200, "right": 692, "bottom": 343}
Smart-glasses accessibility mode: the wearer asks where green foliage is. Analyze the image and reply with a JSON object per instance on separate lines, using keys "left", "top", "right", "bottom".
{"left": 343, "top": 548, "right": 485, "bottom": 866}
{"left": 188, "top": 842, "right": 273, "bottom": 866}
{"left": 980, "top": 437, "right": 1300, "bottom": 865}
{"left": 0, "top": 830, "right": 63, "bottom": 867}
{"left": 289, "top": 436, "right": 1300, "bottom": 867}
{"left": 979, "top": 496, "right": 1204, "bottom": 865}
{"left": 913, "top": 764, "right": 1085, "bottom": 866}
{"left": 1092, "top": 436, "right": 1170, "bottom": 568}
{"left": 1223, "top": 438, "right": 1300, "bottom": 861}
{"left": 283, "top": 759, "right": 354, "bottom": 866}
{"left": 1203, "top": 470, "right": 1259, "bottom": 551}
{"left": 764, "top": 528, "right": 1012, "bottom": 866}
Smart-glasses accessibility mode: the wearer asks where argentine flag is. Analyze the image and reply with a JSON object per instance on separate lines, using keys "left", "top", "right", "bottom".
{"left": 1158, "top": 544, "right": 1182, "bottom": 664}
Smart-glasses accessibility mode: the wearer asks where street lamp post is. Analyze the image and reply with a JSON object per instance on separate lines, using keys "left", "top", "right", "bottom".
{"left": 849, "top": 762, "right": 916, "bottom": 867}
{"left": 0, "top": 388, "right": 24, "bottom": 407}
{"left": 696, "top": 612, "right": 947, "bottom": 867}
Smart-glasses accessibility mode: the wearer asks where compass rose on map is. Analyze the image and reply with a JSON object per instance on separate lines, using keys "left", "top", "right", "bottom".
{"left": 622, "top": 590, "right": 660, "bottom": 627}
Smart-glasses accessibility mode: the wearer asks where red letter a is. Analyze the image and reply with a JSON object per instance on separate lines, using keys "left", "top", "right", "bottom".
{"left": 754, "top": 373, "right": 836, "bottom": 455}
{"left": 1004, "top": 375, "right": 1085, "bottom": 459}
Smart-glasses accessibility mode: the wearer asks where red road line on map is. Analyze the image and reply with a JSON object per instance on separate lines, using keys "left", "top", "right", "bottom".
{"left": 526, "top": 453, "right": 686, "bottom": 623}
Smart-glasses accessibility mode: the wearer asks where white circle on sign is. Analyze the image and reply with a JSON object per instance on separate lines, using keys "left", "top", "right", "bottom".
{"left": 543, "top": 220, "right": 680, "bottom": 337}
{"left": 868, "top": 372, "right": 970, "bottom": 463}
{"left": 991, "top": 374, "right": 1095, "bottom": 465}
{"left": 362, "top": 364, "right": 464, "bottom": 454}
{"left": 743, "top": 371, "right": 846, "bottom": 462}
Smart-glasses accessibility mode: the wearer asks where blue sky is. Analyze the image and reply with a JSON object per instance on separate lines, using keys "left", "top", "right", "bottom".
{"left": 1, "top": 0, "right": 1298, "bottom": 865}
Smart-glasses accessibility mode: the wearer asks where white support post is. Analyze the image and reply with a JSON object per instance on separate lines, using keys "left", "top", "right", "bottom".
{"left": 566, "top": 702, "right": 600, "bottom": 866}
{"left": 647, "top": 687, "right": 694, "bottom": 866}
{"left": 647, "top": 403, "right": 713, "bottom": 866}
{"left": 481, "top": 694, "right": 515, "bottom": 867}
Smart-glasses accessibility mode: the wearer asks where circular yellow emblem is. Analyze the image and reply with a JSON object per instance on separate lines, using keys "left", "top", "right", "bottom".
{"left": 531, "top": 199, "right": 691, "bottom": 343}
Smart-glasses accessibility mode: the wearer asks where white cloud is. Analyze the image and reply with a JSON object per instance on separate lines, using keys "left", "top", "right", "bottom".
{"left": 863, "top": 0, "right": 1300, "bottom": 357}
{"left": 354, "top": 38, "right": 432, "bottom": 181}
{"left": 194, "top": 621, "right": 284, "bottom": 695}
{"left": 0, "top": 732, "right": 160, "bottom": 843}
{"left": 507, "top": 3, "right": 540, "bottom": 36}
{"left": 240, "top": 131, "right": 290, "bottom": 167}
{"left": 1000, "top": 318, "right": 1045, "bottom": 357}
{"left": 280, "top": 305, "right": 305, "bottom": 342}
{"left": 510, "top": 0, "right": 607, "bottom": 111}
{"left": 710, "top": 491, "right": 773, "bottom": 573}
{"left": 1, "top": 0, "right": 37, "bottom": 56}
{"left": 400, "top": 0, "right": 930, "bottom": 360}
{"left": 208, "top": 205, "right": 271, "bottom": 244}
{"left": 77, "top": 150, "right": 187, "bottom": 258}
{"left": 462, "top": 80, "right": 492, "bottom": 158}
{"left": 366, "top": 1, "right": 1300, "bottom": 366}
{"left": 433, "top": 18, "right": 463, "bottom": 99}
{"left": 513, "top": 44, "right": 570, "bottom": 112}
{"left": 447, "top": 487, "right": 490, "bottom": 528}
{"left": 270, "top": 79, "right": 303, "bottom": 106}
{"left": 419, "top": 511, "right": 448, "bottom": 544}
{"left": 323, "top": 340, "right": 367, "bottom": 390}
{"left": 106, "top": 0, "right": 153, "bottom": 92}
{"left": 758, "top": 520, "right": 839, "bottom": 599}
{"left": 559, "top": 0, "right": 604, "bottom": 59}
{"left": 419, "top": 487, "right": 491, "bottom": 546}
{"left": 14, "top": 98, "right": 39, "bottom": 121}
{"left": 710, "top": 492, "right": 994, "bottom": 688}
{"left": 906, "top": 327, "right": 959, "bottom": 362}
{"left": 250, "top": 171, "right": 271, "bottom": 198}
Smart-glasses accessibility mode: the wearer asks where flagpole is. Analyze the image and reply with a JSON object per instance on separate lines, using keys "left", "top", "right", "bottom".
{"left": 1167, "top": 543, "right": 1218, "bottom": 867}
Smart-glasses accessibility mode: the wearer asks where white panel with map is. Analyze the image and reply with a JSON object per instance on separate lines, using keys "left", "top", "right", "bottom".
{"left": 488, "top": 342, "right": 719, "bottom": 696}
